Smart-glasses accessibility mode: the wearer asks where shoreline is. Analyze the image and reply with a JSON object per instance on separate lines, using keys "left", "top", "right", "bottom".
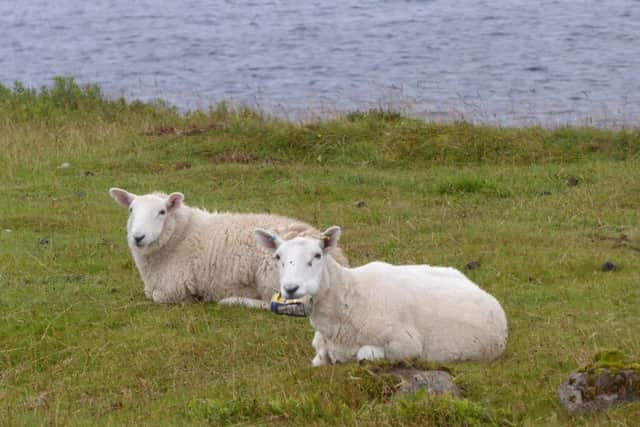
{"left": 2, "top": 77, "right": 638, "bottom": 130}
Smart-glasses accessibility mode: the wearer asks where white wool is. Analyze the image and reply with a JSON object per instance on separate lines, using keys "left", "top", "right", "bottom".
{"left": 257, "top": 227, "right": 507, "bottom": 365}
{"left": 109, "top": 188, "right": 348, "bottom": 305}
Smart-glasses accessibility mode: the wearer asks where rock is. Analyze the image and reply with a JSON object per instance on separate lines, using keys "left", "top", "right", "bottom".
{"left": 601, "top": 261, "right": 618, "bottom": 272}
{"left": 58, "top": 162, "right": 71, "bottom": 169}
{"left": 559, "top": 369, "right": 640, "bottom": 415}
{"left": 566, "top": 176, "right": 580, "bottom": 187}
{"left": 394, "top": 369, "right": 462, "bottom": 398}
{"left": 465, "top": 260, "right": 480, "bottom": 270}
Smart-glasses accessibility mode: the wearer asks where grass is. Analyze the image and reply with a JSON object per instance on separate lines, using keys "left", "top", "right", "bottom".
{"left": 1, "top": 77, "right": 639, "bottom": 426}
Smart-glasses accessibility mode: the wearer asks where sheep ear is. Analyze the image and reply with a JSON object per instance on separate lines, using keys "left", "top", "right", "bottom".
{"left": 109, "top": 188, "right": 136, "bottom": 208}
{"left": 166, "top": 192, "right": 184, "bottom": 212}
{"left": 255, "top": 228, "right": 282, "bottom": 252}
{"left": 321, "top": 226, "right": 341, "bottom": 251}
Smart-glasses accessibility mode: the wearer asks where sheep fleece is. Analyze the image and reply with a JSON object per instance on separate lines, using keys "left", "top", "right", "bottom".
{"left": 132, "top": 207, "right": 348, "bottom": 303}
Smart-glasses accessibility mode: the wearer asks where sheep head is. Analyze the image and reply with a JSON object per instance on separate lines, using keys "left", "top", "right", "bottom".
{"left": 255, "top": 226, "right": 341, "bottom": 299}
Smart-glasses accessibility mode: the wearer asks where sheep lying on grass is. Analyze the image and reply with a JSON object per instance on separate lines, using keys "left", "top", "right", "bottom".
{"left": 255, "top": 226, "right": 507, "bottom": 365}
{"left": 109, "top": 188, "right": 348, "bottom": 306}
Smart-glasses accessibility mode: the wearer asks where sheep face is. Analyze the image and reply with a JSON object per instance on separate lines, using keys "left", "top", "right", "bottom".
{"left": 109, "top": 188, "right": 184, "bottom": 253}
{"left": 255, "top": 226, "right": 341, "bottom": 299}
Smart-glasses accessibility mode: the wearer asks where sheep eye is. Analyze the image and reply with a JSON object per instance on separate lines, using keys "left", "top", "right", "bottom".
{"left": 314, "top": 253, "right": 322, "bottom": 259}
{"left": 159, "top": 209, "right": 166, "bottom": 215}
{"left": 308, "top": 261, "right": 313, "bottom": 266}
{"left": 129, "top": 208, "right": 132, "bottom": 213}
{"left": 275, "top": 254, "right": 280, "bottom": 260}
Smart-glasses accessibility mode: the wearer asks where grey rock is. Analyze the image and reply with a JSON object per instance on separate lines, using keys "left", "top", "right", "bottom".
{"left": 465, "top": 260, "right": 480, "bottom": 270}
{"left": 566, "top": 176, "right": 580, "bottom": 187}
{"left": 394, "top": 369, "right": 462, "bottom": 398}
{"left": 558, "top": 369, "right": 640, "bottom": 415}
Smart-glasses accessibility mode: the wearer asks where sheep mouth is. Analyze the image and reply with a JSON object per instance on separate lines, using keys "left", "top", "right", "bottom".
{"left": 283, "top": 291, "right": 304, "bottom": 300}
{"left": 131, "top": 239, "right": 149, "bottom": 249}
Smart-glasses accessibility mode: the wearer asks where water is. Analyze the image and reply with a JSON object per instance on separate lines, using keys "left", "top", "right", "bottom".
{"left": 1, "top": 0, "right": 639, "bottom": 126}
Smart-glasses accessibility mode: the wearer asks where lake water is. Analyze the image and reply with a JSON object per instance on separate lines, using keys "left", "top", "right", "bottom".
{"left": 1, "top": 1, "right": 639, "bottom": 126}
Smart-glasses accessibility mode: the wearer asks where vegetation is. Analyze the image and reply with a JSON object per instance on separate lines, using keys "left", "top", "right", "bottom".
{"left": 1, "top": 78, "right": 639, "bottom": 425}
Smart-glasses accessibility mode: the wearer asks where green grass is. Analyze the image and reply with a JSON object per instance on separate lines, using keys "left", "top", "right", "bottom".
{"left": 1, "top": 78, "right": 639, "bottom": 426}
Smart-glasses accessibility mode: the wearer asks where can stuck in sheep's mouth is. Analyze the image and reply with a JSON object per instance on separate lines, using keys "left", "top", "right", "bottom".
{"left": 270, "top": 292, "right": 311, "bottom": 317}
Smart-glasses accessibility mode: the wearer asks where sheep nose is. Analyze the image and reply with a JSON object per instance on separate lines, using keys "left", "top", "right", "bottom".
{"left": 134, "top": 234, "right": 145, "bottom": 244}
{"left": 284, "top": 285, "right": 299, "bottom": 297}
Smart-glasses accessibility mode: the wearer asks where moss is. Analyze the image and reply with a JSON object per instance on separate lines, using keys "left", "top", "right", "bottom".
{"left": 579, "top": 349, "right": 639, "bottom": 374}
{"left": 342, "top": 363, "right": 405, "bottom": 402}
{"left": 573, "top": 350, "right": 640, "bottom": 399}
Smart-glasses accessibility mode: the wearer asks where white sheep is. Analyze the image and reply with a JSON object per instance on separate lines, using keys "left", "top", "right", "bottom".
{"left": 108, "top": 188, "right": 348, "bottom": 306}
{"left": 255, "top": 226, "right": 507, "bottom": 365}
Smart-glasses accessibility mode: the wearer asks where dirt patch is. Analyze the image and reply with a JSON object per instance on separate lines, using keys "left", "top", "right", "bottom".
{"left": 172, "top": 161, "right": 192, "bottom": 170}
{"left": 208, "top": 151, "right": 284, "bottom": 165}
{"left": 144, "top": 162, "right": 193, "bottom": 173}
{"left": 592, "top": 233, "right": 640, "bottom": 252}
{"left": 143, "top": 123, "right": 224, "bottom": 137}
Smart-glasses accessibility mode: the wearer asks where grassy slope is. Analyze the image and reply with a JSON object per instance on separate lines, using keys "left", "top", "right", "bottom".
{"left": 1, "top": 78, "right": 639, "bottom": 426}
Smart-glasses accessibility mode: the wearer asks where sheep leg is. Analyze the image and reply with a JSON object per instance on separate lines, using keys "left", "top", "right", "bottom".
{"left": 218, "top": 297, "right": 269, "bottom": 310}
{"left": 356, "top": 345, "right": 385, "bottom": 362}
{"left": 312, "top": 331, "right": 330, "bottom": 367}
{"left": 151, "top": 288, "right": 176, "bottom": 304}
{"left": 385, "top": 331, "right": 424, "bottom": 360}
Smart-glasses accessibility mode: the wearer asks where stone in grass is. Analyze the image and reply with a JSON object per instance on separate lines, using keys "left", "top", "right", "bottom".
{"left": 465, "top": 260, "right": 480, "bottom": 270}
{"left": 601, "top": 261, "right": 618, "bottom": 272}
{"left": 566, "top": 176, "right": 580, "bottom": 187}
{"left": 351, "top": 360, "right": 462, "bottom": 399}
{"left": 394, "top": 368, "right": 462, "bottom": 398}
{"left": 558, "top": 350, "right": 640, "bottom": 415}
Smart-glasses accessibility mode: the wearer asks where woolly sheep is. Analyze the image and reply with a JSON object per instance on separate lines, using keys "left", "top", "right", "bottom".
{"left": 255, "top": 226, "right": 508, "bottom": 365}
{"left": 109, "top": 188, "right": 348, "bottom": 306}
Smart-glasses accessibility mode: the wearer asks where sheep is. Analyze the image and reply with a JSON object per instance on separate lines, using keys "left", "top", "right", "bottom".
{"left": 108, "top": 188, "right": 348, "bottom": 306}
{"left": 255, "top": 226, "right": 507, "bottom": 366}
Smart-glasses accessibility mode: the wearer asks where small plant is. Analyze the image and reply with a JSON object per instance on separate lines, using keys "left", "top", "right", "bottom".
{"left": 437, "top": 176, "right": 499, "bottom": 195}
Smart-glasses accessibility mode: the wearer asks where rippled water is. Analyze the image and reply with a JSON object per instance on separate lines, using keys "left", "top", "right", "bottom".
{"left": 1, "top": 1, "right": 639, "bottom": 126}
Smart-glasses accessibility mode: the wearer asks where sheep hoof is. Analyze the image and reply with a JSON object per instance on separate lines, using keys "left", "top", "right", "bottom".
{"left": 312, "top": 353, "right": 329, "bottom": 367}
